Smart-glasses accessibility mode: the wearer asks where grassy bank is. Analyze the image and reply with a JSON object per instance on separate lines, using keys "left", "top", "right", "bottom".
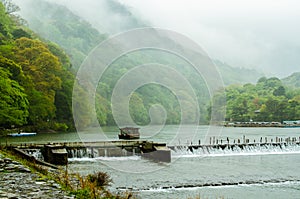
{"left": 0, "top": 148, "right": 134, "bottom": 199}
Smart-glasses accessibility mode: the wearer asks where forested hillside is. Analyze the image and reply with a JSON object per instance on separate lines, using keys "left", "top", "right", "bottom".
{"left": 0, "top": 2, "right": 74, "bottom": 132}
{"left": 1, "top": 0, "right": 299, "bottom": 133}
{"left": 95, "top": 50, "right": 210, "bottom": 126}
{"left": 11, "top": 0, "right": 263, "bottom": 126}
{"left": 11, "top": 0, "right": 211, "bottom": 127}
{"left": 13, "top": 0, "right": 107, "bottom": 70}
{"left": 0, "top": 0, "right": 207, "bottom": 131}
{"left": 214, "top": 60, "right": 263, "bottom": 85}
{"left": 212, "top": 77, "right": 300, "bottom": 122}
{"left": 282, "top": 72, "right": 300, "bottom": 88}
{"left": 15, "top": 0, "right": 263, "bottom": 84}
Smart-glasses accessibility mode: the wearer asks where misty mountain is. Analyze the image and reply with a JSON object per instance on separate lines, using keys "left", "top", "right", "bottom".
{"left": 282, "top": 72, "right": 300, "bottom": 88}
{"left": 14, "top": 0, "right": 263, "bottom": 85}
{"left": 214, "top": 60, "right": 263, "bottom": 85}
{"left": 96, "top": 0, "right": 147, "bottom": 33}
{"left": 13, "top": 0, "right": 107, "bottom": 69}
{"left": 45, "top": 0, "right": 147, "bottom": 34}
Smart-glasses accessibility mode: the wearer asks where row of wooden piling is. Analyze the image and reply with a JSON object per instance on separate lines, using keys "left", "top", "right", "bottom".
{"left": 186, "top": 136, "right": 300, "bottom": 146}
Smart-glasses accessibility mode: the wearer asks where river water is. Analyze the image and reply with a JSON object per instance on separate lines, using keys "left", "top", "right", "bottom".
{"left": 5, "top": 125, "right": 300, "bottom": 198}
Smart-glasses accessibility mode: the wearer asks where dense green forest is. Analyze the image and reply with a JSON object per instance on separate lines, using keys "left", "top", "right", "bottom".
{"left": 0, "top": 0, "right": 204, "bottom": 131}
{"left": 12, "top": 0, "right": 263, "bottom": 127}
{"left": 212, "top": 77, "right": 300, "bottom": 122}
{"left": 0, "top": 1, "right": 74, "bottom": 132}
{"left": 11, "top": 0, "right": 212, "bottom": 128}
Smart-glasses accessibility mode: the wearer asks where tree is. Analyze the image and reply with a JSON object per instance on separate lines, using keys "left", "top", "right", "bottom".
{"left": 257, "top": 77, "right": 267, "bottom": 84}
{"left": 54, "top": 69, "right": 74, "bottom": 125}
{"left": 13, "top": 37, "right": 62, "bottom": 123}
{"left": 0, "top": 1, "right": 76, "bottom": 130}
{"left": 1, "top": 0, "right": 26, "bottom": 26}
{"left": 0, "top": 2, "right": 13, "bottom": 39}
{"left": 1, "top": 0, "right": 20, "bottom": 14}
{"left": 263, "top": 77, "right": 282, "bottom": 89}
{"left": 95, "top": 94, "right": 110, "bottom": 126}
{"left": 73, "top": 88, "right": 98, "bottom": 129}
{"left": 273, "top": 85, "right": 286, "bottom": 96}
{"left": 0, "top": 67, "right": 28, "bottom": 127}
{"left": 219, "top": 76, "right": 300, "bottom": 122}
{"left": 0, "top": 55, "right": 25, "bottom": 82}
{"left": 129, "top": 93, "right": 150, "bottom": 125}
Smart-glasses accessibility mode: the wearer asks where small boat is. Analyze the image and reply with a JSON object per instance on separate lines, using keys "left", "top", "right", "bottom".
{"left": 118, "top": 127, "right": 140, "bottom": 140}
{"left": 8, "top": 132, "right": 37, "bottom": 137}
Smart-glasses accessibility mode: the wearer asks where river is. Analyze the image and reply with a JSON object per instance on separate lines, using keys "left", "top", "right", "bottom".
{"left": 5, "top": 125, "right": 300, "bottom": 198}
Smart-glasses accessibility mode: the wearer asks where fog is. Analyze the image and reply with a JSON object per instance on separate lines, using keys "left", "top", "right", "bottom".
{"left": 14, "top": 0, "right": 300, "bottom": 77}
{"left": 121, "top": 0, "right": 300, "bottom": 77}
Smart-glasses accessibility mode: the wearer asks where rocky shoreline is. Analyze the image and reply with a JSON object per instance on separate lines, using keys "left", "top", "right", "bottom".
{"left": 0, "top": 154, "right": 74, "bottom": 199}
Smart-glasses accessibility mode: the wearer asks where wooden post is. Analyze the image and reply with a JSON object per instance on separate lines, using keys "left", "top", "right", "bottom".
{"left": 91, "top": 147, "right": 94, "bottom": 158}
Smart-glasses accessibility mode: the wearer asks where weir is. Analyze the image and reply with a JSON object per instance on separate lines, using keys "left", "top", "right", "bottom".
{"left": 169, "top": 136, "right": 300, "bottom": 156}
{"left": 7, "top": 140, "right": 171, "bottom": 165}
{"left": 170, "top": 142, "right": 300, "bottom": 155}
{"left": 6, "top": 136, "right": 300, "bottom": 165}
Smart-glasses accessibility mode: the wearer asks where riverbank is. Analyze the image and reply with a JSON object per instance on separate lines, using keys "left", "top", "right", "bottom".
{"left": 0, "top": 152, "right": 73, "bottom": 199}
{"left": 0, "top": 149, "right": 135, "bottom": 199}
{"left": 224, "top": 121, "right": 300, "bottom": 128}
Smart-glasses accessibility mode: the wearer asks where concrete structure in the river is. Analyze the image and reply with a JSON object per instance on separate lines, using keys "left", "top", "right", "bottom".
{"left": 8, "top": 140, "right": 171, "bottom": 165}
{"left": 41, "top": 145, "right": 68, "bottom": 165}
{"left": 6, "top": 136, "right": 300, "bottom": 166}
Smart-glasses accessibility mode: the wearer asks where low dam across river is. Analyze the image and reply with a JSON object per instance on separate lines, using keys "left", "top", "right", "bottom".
{"left": 5, "top": 136, "right": 300, "bottom": 166}
{"left": 7, "top": 140, "right": 171, "bottom": 165}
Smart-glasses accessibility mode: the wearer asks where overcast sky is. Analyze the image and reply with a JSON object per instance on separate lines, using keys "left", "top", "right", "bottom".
{"left": 119, "top": 0, "right": 300, "bottom": 77}
{"left": 28, "top": 0, "right": 300, "bottom": 77}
